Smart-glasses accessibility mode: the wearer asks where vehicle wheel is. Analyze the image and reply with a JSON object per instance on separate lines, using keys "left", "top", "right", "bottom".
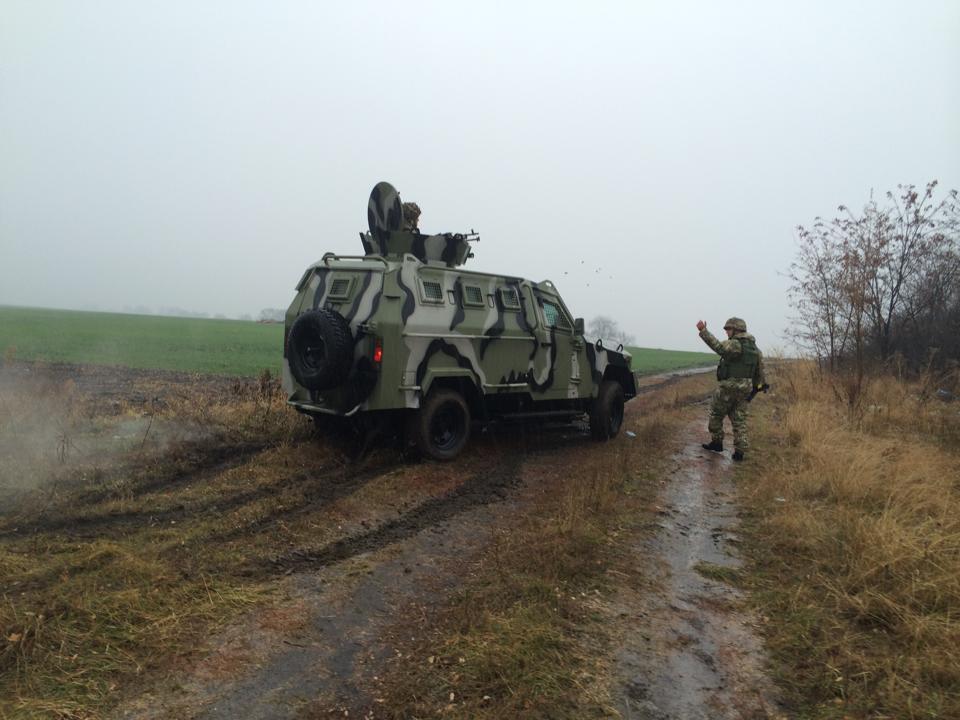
{"left": 286, "top": 309, "right": 353, "bottom": 391}
{"left": 416, "top": 389, "right": 471, "bottom": 461}
{"left": 590, "top": 380, "right": 625, "bottom": 440}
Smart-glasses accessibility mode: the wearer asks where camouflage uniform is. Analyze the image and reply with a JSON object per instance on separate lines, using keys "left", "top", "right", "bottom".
{"left": 699, "top": 318, "right": 765, "bottom": 453}
{"left": 402, "top": 202, "right": 421, "bottom": 232}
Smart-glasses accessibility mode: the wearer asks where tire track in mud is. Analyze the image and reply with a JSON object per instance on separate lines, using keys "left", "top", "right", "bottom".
{"left": 209, "top": 455, "right": 405, "bottom": 547}
{"left": 264, "top": 451, "right": 525, "bottom": 575}
{"left": 121, "top": 450, "right": 528, "bottom": 720}
{"left": 0, "top": 441, "right": 272, "bottom": 533}
{"left": 2, "top": 435, "right": 391, "bottom": 541}
{"left": 5, "top": 370, "right": 699, "bottom": 540}
{"left": 0, "top": 451, "right": 400, "bottom": 596}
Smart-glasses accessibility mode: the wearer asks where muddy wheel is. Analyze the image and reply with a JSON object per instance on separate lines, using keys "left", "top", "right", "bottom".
{"left": 416, "top": 389, "right": 471, "bottom": 461}
{"left": 590, "top": 380, "right": 625, "bottom": 440}
{"left": 287, "top": 309, "right": 353, "bottom": 391}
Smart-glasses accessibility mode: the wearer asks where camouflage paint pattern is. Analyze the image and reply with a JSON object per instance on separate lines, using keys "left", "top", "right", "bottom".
{"left": 282, "top": 241, "right": 634, "bottom": 418}
{"left": 367, "top": 182, "right": 403, "bottom": 235}
{"left": 283, "top": 181, "right": 634, "bottom": 421}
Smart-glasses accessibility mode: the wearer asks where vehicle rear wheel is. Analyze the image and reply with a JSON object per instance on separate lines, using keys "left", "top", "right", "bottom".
{"left": 286, "top": 309, "right": 353, "bottom": 391}
{"left": 416, "top": 389, "right": 471, "bottom": 461}
{"left": 590, "top": 380, "right": 625, "bottom": 440}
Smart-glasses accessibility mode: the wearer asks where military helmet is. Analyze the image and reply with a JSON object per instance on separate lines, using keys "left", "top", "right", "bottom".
{"left": 723, "top": 317, "right": 747, "bottom": 332}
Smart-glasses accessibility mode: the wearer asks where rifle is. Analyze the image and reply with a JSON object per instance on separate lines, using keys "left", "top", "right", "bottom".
{"left": 747, "top": 383, "right": 770, "bottom": 403}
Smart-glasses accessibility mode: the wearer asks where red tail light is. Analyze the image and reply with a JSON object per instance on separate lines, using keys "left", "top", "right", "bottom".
{"left": 373, "top": 339, "right": 383, "bottom": 365}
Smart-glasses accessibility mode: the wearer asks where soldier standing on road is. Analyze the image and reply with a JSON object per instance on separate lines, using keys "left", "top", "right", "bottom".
{"left": 696, "top": 317, "right": 765, "bottom": 461}
{"left": 402, "top": 202, "right": 421, "bottom": 232}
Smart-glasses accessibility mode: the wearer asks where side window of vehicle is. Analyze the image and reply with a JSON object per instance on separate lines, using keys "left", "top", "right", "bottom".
{"left": 328, "top": 277, "right": 353, "bottom": 300}
{"left": 419, "top": 279, "right": 444, "bottom": 304}
{"left": 463, "top": 285, "right": 485, "bottom": 307}
{"left": 541, "top": 299, "right": 572, "bottom": 331}
{"left": 498, "top": 287, "right": 521, "bottom": 311}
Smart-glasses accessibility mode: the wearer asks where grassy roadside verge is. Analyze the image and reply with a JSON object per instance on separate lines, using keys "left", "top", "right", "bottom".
{"left": 371, "top": 380, "right": 705, "bottom": 719}
{"left": 0, "top": 379, "right": 314, "bottom": 719}
{"left": 736, "top": 362, "right": 960, "bottom": 719}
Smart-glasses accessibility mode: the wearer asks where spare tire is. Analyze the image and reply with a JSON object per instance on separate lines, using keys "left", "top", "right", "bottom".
{"left": 286, "top": 309, "right": 354, "bottom": 391}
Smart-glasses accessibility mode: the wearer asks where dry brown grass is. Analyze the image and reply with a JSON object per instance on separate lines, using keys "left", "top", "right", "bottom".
{"left": 372, "top": 390, "right": 684, "bottom": 720}
{"left": 0, "top": 373, "right": 318, "bottom": 719}
{"left": 739, "top": 361, "right": 960, "bottom": 719}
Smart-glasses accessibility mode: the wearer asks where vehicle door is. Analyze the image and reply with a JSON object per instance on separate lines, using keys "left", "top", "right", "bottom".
{"left": 533, "top": 291, "right": 580, "bottom": 401}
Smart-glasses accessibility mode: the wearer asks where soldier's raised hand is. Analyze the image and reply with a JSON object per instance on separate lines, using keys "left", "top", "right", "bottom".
{"left": 696, "top": 320, "right": 706, "bottom": 332}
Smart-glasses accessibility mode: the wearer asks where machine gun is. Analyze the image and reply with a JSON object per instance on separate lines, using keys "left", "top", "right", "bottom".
{"left": 747, "top": 382, "right": 770, "bottom": 403}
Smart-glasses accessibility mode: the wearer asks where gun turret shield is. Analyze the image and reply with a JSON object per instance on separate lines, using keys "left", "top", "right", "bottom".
{"left": 367, "top": 182, "right": 403, "bottom": 235}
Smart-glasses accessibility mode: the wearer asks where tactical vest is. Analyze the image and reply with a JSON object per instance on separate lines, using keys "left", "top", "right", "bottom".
{"left": 717, "top": 336, "right": 759, "bottom": 381}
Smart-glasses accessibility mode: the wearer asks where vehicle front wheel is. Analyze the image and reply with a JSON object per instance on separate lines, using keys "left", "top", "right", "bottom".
{"left": 590, "top": 380, "right": 625, "bottom": 440}
{"left": 416, "top": 389, "right": 471, "bottom": 461}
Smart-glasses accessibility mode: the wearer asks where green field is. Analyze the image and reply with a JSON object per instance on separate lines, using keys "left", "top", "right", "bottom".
{"left": 623, "top": 345, "right": 716, "bottom": 375}
{"left": 0, "top": 306, "right": 284, "bottom": 376}
{"left": 0, "top": 306, "right": 715, "bottom": 377}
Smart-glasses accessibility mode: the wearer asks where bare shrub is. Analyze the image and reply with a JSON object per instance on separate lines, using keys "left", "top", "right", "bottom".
{"left": 789, "top": 181, "right": 959, "bottom": 375}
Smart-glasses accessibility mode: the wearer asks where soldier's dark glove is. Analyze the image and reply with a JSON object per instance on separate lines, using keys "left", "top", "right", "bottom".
{"left": 747, "top": 383, "right": 770, "bottom": 403}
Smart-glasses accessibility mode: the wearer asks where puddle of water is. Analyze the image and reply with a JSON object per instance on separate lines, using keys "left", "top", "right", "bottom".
{"left": 614, "top": 418, "right": 780, "bottom": 720}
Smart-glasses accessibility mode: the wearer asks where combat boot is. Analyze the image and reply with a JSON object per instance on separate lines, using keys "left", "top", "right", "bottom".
{"left": 701, "top": 440, "right": 723, "bottom": 453}
{"left": 732, "top": 449, "right": 744, "bottom": 462}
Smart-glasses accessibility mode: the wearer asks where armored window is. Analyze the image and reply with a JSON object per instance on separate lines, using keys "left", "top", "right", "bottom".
{"left": 421, "top": 280, "right": 444, "bottom": 304}
{"left": 463, "top": 285, "right": 484, "bottom": 307}
{"left": 328, "top": 278, "right": 352, "bottom": 299}
{"left": 499, "top": 287, "right": 521, "bottom": 311}
{"left": 541, "top": 299, "right": 571, "bottom": 330}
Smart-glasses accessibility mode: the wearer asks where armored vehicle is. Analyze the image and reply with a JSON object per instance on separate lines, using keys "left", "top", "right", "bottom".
{"left": 282, "top": 182, "right": 636, "bottom": 460}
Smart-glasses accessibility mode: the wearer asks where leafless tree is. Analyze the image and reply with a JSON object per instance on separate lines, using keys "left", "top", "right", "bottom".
{"left": 855, "top": 183, "right": 958, "bottom": 360}
{"left": 789, "top": 181, "right": 959, "bottom": 378}
{"left": 789, "top": 218, "right": 854, "bottom": 370}
{"left": 588, "top": 316, "right": 635, "bottom": 346}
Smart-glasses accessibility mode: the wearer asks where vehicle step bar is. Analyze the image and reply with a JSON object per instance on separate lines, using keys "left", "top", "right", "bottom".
{"left": 496, "top": 410, "right": 585, "bottom": 421}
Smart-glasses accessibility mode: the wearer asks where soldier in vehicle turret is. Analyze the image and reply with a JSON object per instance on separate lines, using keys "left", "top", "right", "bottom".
{"left": 695, "top": 317, "right": 766, "bottom": 461}
{"left": 283, "top": 181, "right": 636, "bottom": 461}
{"left": 402, "top": 202, "right": 421, "bottom": 232}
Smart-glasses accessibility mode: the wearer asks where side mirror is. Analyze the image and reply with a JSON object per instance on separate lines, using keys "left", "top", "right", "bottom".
{"left": 574, "top": 318, "right": 585, "bottom": 335}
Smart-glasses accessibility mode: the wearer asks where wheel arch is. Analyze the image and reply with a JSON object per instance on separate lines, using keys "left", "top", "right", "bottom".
{"left": 420, "top": 371, "right": 484, "bottom": 421}
{"left": 602, "top": 365, "right": 637, "bottom": 398}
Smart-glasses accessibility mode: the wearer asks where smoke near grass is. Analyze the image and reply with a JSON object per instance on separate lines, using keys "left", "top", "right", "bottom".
{"left": 0, "top": 361, "right": 300, "bottom": 512}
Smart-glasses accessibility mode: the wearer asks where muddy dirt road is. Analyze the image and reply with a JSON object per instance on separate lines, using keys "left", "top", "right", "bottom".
{"left": 110, "top": 370, "right": 777, "bottom": 719}
{"left": 609, "top": 418, "right": 780, "bottom": 720}
{"left": 1, "top": 362, "right": 780, "bottom": 719}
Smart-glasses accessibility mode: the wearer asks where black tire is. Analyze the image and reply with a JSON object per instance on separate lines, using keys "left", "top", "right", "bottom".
{"left": 416, "top": 389, "right": 471, "bottom": 461}
{"left": 312, "top": 413, "right": 350, "bottom": 437}
{"left": 590, "top": 380, "right": 625, "bottom": 440}
{"left": 286, "top": 309, "right": 353, "bottom": 391}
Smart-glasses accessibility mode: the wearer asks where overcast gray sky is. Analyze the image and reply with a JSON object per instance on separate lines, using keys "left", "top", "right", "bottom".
{"left": 1, "top": 0, "right": 958, "bottom": 351}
